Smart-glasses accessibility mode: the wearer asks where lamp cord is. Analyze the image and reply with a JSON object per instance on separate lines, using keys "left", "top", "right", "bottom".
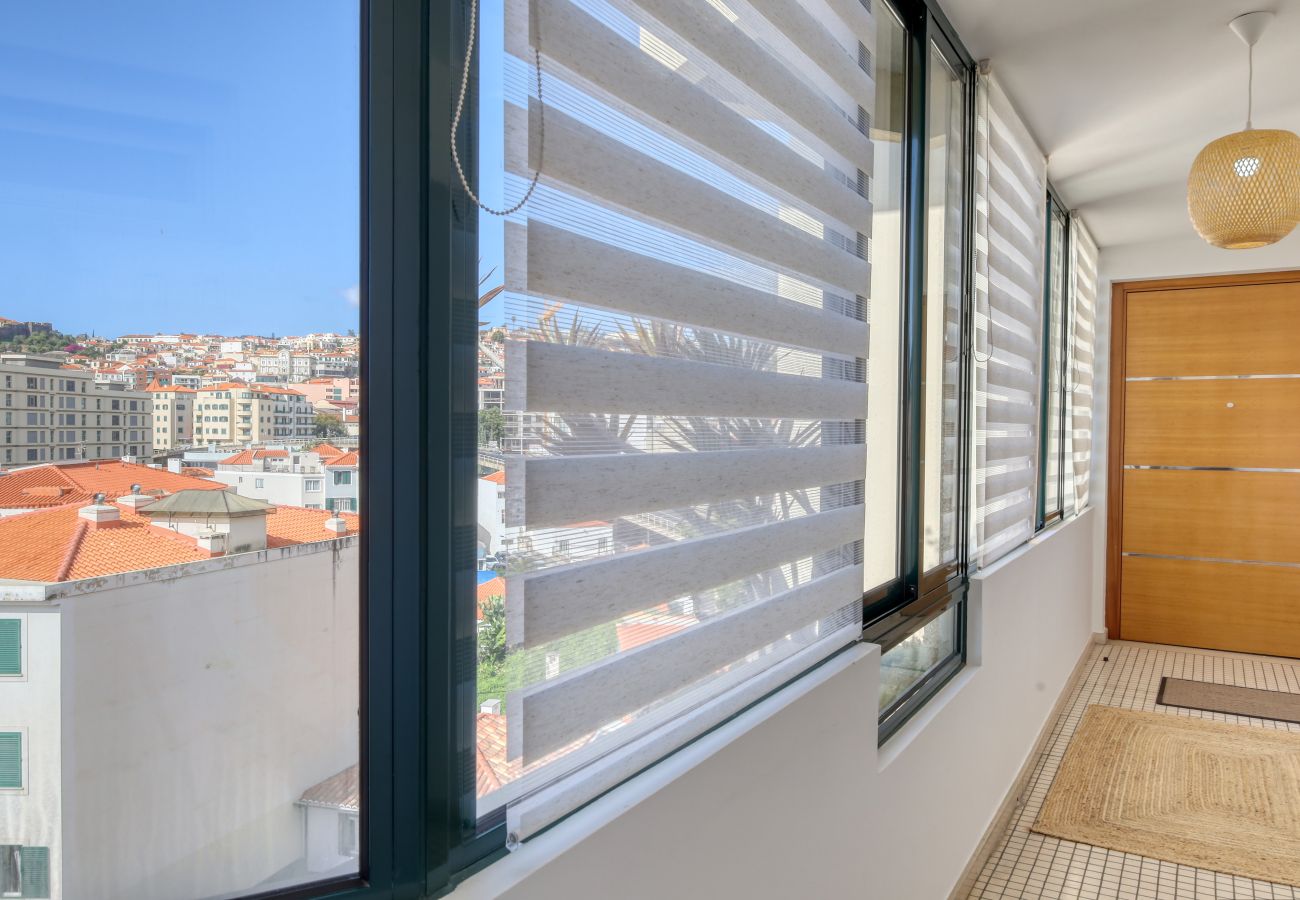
{"left": 451, "top": 0, "right": 544, "bottom": 216}
{"left": 1246, "top": 43, "right": 1254, "bottom": 130}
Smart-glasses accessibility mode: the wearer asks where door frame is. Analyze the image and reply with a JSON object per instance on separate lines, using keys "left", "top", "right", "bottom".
{"left": 1105, "top": 269, "right": 1300, "bottom": 639}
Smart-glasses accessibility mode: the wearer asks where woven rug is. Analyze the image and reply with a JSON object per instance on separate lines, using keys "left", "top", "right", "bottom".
{"left": 1032, "top": 705, "right": 1300, "bottom": 886}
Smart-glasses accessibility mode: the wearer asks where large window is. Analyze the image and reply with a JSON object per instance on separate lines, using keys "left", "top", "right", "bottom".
{"left": 1039, "top": 190, "right": 1071, "bottom": 527}
{"left": 4, "top": 2, "right": 989, "bottom": 897}
{"left": 875, "top": 23, "right": 971, "bottom": 730}
{"left": 471, "top": 0, "right": 972, "bottom": 833}
{"left": 1, "top": 4, "right": 361, "bottom": 898}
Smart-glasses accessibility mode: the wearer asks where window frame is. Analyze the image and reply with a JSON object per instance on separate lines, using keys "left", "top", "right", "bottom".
{"left": 1037, "top": 188, "right": 1072, "bottom": 531}
{"left": 863, "top": 0, "right": 976, "bottom": 742}
{"left": 235, "top": 1, "right": 989, "bottom": 898}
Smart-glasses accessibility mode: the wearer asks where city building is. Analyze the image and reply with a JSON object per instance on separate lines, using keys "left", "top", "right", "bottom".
{"left": 0, "top": 490, "right": 359, "bottom": 900}
{"left": 0, "top": 354, "right": 151, "bottom": 465}
{"left": 194, "top": 383, "right": 314, "bottom": 445}
{"left": 210, "top": 446, "right": 359, "bottom": 512}
{"left": 297, "top": 377, "right": 360, "bottom": 407}
{"left": 145, "top": 381, "right": 196, "bottom": 451}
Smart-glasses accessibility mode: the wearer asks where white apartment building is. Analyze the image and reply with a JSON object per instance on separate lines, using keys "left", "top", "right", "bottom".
{"left": 194, "top": 383, "right": 315, "bottom": 445}
{"left": 212, "top": 448, "right": 359, "bottom": 512}
{"left": 0, "top": 492, "right": 359, "bottom": 900}
{"left": 0, "top": 354, "right": 152, "bottom": 466}
{"left": 476, "top": 470, "right": 610, "bottom": 565}
{"left": 146, "top": 382, "right": 196, "bottom": 451}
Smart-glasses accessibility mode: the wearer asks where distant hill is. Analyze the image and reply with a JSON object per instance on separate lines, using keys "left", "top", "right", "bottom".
{"left": 0, "top": 319, "right": 81, "bottom": 355}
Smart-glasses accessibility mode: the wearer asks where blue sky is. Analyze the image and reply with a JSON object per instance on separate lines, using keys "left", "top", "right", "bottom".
{"left": 0, "top": 2, "right": 360, "bottom": 337}
{"left": 477, "top": 0, "right": 508, "bottom": 328}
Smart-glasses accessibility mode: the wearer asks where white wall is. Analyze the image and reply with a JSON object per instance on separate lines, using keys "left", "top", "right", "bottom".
{"left": 456, "top": 511, "right": 1096, "bottom": 900}
{"left": 0, "top": 610, "right": 62, "bottom": 900}
{"left": 214, "top": 469, "right": 326, "bottom": 508}
{"left": 56, "top": 541, "right": 359, "bottom": 900}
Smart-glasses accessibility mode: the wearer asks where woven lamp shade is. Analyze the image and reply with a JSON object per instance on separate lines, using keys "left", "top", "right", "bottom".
{"left": 1188, "top": 128, "right": 1300, "bottom": 249}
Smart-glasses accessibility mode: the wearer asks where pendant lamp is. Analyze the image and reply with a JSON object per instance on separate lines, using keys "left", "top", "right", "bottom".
{"left": 1187, "top": 12, "right": 1300, "bottom": 249}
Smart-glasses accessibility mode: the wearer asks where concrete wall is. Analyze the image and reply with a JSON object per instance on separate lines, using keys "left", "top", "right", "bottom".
{"left": 57, "top": 541, "right": 359, "bottom": 900}
{"left": 456, "top": 510, "right": 1096, "bottom": 900}
{"left": 0, "top": 610, "right": 62, "bottom": 899}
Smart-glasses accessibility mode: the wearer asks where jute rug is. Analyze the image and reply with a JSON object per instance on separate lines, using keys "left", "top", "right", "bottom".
{"left": 1157, "top": 676, "right": 1300, "bottom": 725}
{"left": 1032, "top": 705, "right": 1300, "bottom": 886}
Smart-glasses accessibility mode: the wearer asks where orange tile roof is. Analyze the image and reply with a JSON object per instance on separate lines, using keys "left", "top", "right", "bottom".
{"left": 0, "top": 501, "right": 359, "bottom": 583}
{"left": 474, "top": 712, "right": 597, "bottom": 799}
{"left": 615, "top": 607, "right": 698, "bottom": 652}
{"left": 481, "top": 470, "right": 506, "bottom": 485}
{"left": 180, "top": 467, "right": 215, "bottom": 478}
{"left": 218, "top": 448, "right": 290, "bottom": 465}
{"left": 323, "top": 451, "right": 358, "bottom": 467}
{"left": 265, "top": 507, "right": 360, "bottom": 547}
{"left": 311, "top": 442, "right": 345, "bottom": 457}
{"left": 299, "top": 765, "right": 359, "bottom": 811}
{"left": 0, "top": 461, "right": 228, "bottom": 510}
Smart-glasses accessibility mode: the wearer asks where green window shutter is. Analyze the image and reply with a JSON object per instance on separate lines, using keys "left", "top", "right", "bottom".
{"left": 0, "top": 732, "right": 22, "bottom": 789}
{"left": 20, "top": 846, "right": 49, "bottom": 899}
{"left": 0, "top": 619, "right": 19, "bottom": 676}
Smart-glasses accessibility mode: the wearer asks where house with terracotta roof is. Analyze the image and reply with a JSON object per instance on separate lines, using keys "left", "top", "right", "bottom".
{"left": 0, "top": 486, "right": 360, "bottom": 900}
{"left": 206, "top": 446, "right": 359, "bottom": 511}
{"left": 0, "top": 460, "right": 227, "bottom": 516}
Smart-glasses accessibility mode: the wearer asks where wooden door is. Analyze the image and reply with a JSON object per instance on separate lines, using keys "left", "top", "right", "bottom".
{"left": 1108, "top": 272, "right": 1300, "bottom": 657}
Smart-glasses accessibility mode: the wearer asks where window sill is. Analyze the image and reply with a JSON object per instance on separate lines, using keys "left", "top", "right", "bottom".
{"left": 450, "top": 642, "right": 877, "bottom": 898}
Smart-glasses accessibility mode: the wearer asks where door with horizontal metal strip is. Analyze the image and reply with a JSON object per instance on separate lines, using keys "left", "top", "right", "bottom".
{"left": 1111, "top": 273, "right": 1300, "bottom": 656}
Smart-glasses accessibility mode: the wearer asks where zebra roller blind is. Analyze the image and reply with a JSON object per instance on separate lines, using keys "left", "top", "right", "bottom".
{"left": 487, "top": 0, "right": 892, "bottom": 838}
{"left": 971, "top": 73, "right": 1048, "bottom": 566}
{"left": 1069, "top": 217, "right": 1098, "bottom": 510}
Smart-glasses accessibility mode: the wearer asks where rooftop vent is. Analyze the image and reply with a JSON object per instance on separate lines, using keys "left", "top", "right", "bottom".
{"left": 79, "top": 492, "right": 121, "bottom": 526}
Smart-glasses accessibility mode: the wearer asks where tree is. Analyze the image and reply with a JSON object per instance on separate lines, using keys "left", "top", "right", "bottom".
{"left": 478, "top": 406, "right": 504, "bottom": 447}
{"left": 314, "top": 412, "right": 347, "bottom": 437}
{"left": 478, "top": 594, "right": 507, "bottom": 671}
{"left": 476, "top": 594, "right": 508, "bottom": 706}
{"left": 490, "top": 328, "right": 505, "bottom": 344}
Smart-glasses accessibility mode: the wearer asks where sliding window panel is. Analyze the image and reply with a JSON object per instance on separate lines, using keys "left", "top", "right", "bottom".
{"left": 1040, "top": 198, "right": 1068, "bottom": 525}
{"left": 0, "top": 5, "right": 363, "bottom": 899}
{"left": 473, "top": 0, "right": 901, "bottom": 837}
{"left": 920, "top": 39, "right": 967, "bottom": 584}
{"left": 1067, "top": 217, "right": 1097, "bottom": 511}
{"left": 971, "top": 74, "right": 1047, "bottom": 566}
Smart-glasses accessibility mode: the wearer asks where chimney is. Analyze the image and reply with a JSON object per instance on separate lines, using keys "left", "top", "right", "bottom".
{"left": 78, "top": 492, "right": 121, "bottom": 526}
{"left": 116, "top": 483, "right": 154, "bottom": 510}
{"left": 324, "top": 516, "right": 348, "bottom": 535}
{"left": 195, "top": 529, "right": 226, "bottom": 556}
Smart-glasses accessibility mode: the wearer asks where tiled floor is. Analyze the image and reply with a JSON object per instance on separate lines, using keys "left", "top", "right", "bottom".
{"left": 966, "top": 641, "right": 1300, "bottom": 900}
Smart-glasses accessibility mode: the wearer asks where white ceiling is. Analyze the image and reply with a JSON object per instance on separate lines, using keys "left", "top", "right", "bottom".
{"left": 942, "top": 0, "right": 1300, "bottom": 249}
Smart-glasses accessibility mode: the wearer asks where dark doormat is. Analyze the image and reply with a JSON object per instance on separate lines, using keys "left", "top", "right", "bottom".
{"left": 1157, "top": 676, "right": 1300, "bottom": 725}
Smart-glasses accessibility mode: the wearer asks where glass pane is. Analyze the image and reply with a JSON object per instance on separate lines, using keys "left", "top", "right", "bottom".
{"left": 921, "top": 44, "right": 965, "bottom": 574}
{"left": 864, "top": 1, "right": 908, "bottom": 593}
{"left": 1044, "top": 202, "right": 1068, "bottom": 520}
{"left": 474, "top": 0, "right": 892, "bottom": 822}
{"left": 878, "top": 607, "right": 957, "bottom": 711}
{"left": 0, "top": 4, "right": 361, "bottom": 897}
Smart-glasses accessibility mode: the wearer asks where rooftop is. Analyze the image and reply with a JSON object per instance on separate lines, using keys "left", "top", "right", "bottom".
{"left": 0, "top": 500, "right": 359, "bottom": 583}
{"left": 140, "top": 489, "right": 273, "bottom": 518}
{"left": 0, "top": 461, "right": 228, "bottom": 510}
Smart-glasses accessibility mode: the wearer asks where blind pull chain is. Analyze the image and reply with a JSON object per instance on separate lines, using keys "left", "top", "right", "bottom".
{"left": 452, "top": 0, "right": 545, "bottom": 216}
